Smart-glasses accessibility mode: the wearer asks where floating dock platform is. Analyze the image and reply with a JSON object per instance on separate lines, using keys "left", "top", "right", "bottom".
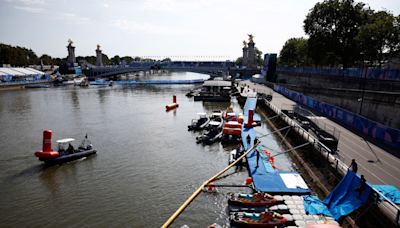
{"left": 241, "top": 97, "right": 310, "bottom": 195}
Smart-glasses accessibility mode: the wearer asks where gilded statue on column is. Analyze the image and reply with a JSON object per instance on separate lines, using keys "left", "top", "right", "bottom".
{"left": 68, "top": 39, "right": 73, "bottom": 46}
{"left": 243, "top": 40, "right": 247, "bottom": 48}
{"left": 97, "top": 44, "right": 101, "bottom": 50}
{"left": 248, "top": 34, "right": 254, "bottom": 43}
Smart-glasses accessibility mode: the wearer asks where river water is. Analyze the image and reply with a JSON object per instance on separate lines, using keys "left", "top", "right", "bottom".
{"left": 0, "top": 72, "right": 296, "bottom": 228}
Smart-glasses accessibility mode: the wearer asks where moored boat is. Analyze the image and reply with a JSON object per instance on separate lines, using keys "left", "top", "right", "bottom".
{"left": 35, "top": 130, "right": 97, "bottom": 165}
{"left": 229, "top": 192, "right": 277, "bottom": 206}
{"left": 230, "top": 211, "right": 287, "bottom": 227}
{"left": 221, "top": 121, "right": 242, "bottom": 144}
{"left": 188, "top": 113, "right": 209, "bottom": 131}
{"left": 228, "top": 148, "right": 246, "bottom": 165}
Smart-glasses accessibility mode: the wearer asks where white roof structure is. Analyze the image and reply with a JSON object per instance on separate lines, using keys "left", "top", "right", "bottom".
{"left": 203, "top": 80, "right": 231, "bottom": 87}
{"left": 0, "top": 67, "right": 45, "bottom": 76}
{"left": 56, "top": 138, "right": 75, "bottom": 144}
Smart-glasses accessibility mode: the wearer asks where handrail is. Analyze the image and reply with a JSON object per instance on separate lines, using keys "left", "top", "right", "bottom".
{"left": 161, "top": 141, "right": 261, "bottom": 228}
{"left": 262, "top": 96, "right": 400, "bottom": 225}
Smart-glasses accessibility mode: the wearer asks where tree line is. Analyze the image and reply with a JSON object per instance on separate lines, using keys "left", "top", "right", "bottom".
{"left": 0, "top": 43, "right": 171, "bottom": 67}
{"left": 278, "top": 0, "right": 400, "bottom": 68}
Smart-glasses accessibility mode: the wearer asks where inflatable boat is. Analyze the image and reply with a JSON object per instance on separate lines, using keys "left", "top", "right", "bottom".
{"left": 228, "top": 148, "right": 246, "bottom": 165}
{"left": 35, "top": 130, "right": 97, "bottom": 165}
{"left": 188, "top": 113, "right": 209, "bottom": 131}
{"left": 229, "top": 192, "right": 277, "bottom": 206}
{"left": 230, "top": 211, "right": 287, "bottom": 227}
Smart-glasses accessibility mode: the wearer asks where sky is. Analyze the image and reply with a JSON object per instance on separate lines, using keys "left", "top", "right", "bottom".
{"left": 0, "top": 0, "right": 399, "bottom": 62}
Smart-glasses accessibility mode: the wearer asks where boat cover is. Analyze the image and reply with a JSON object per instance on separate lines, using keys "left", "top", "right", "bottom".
{"left": 372, "top": 185, "right": 400, "bottom": 204}
{"left": 303, "top": 195, "right": 333, "bottom": 217}
{"left": 323, "top": 171, "right": 371, "bottom": 220}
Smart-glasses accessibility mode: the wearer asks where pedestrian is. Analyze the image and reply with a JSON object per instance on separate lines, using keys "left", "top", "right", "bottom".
{"left": 354, "top": 175, "right": 366, "bottom": 198}
{"left": 246, "top": 134, "right": 251, "bottom": 145}
{"left": 254, "top": 137, "right": 258, "bottom": 146}
{"left": 349, "top": 159, "right": 358, "bottom": 173}
{"left": 255, "top": 149, "right": 260, "bottom": 168}
{"left": 235, "top": 145, "right": 240, "bottom": 159}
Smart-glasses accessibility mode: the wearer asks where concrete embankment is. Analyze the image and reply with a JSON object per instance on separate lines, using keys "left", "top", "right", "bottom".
{"left": 236, "top": 81, "right": 399, "bottom": 228}
{"left": 0, "top": 81, "right": 49, "bottom": 91}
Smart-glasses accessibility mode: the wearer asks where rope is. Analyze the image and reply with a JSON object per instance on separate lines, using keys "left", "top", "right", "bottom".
{"left": 345, "top": 203, "right": 374, "bottom": 228}
{"left": 161, "top": 141, "right": 261, "bottom": 228}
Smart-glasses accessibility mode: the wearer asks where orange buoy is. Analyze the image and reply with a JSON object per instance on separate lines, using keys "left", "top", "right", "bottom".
{"left": 166, "top": 95, "right": 179, "bottom": 110}
{"left": 246, "top": 177, "right": 252, "bottom": 184}
{"left": 208, "top": 182, "right": 215, "bottom": 191}
{"left": 238, "top": 113, "right": 244, "bottom": 123}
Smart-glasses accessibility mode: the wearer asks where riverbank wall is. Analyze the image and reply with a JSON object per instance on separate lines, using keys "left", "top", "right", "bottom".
{"left": 255, "top": 97, "right": 398, "bottom": 228}
{"left": 0, "top": 81, "right": 50, "bottom": 91}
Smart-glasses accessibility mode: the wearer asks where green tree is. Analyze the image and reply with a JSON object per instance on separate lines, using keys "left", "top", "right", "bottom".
{"left": 279, "top": 38, "right": 300, "bottom": 67}
{"left": 134, "top": 56, "right": 141, "bottom": 61}
{"left": 235, "top": 57, "right": 243, "bottom": 66}
{"left": 304, "top": 0, "right": 369, "bottom": 68}
{"left": 102, "top": 54, "right": 110, "bottom": 65}
{"left": 111, "top": 55, "right": 120, "bottom": 65}
{"left": 162, "top": 57, "right": 171, "bottom": 62}
{"left": 121, "top": 56, "right": 133, "bottom": 64}
{"left": 357, "top": 10, "right": 400, "bottom": 68}
{"left": 40, "top": 54, "right": 53, "bottom": 65}
{"left": 255, "top": 47, "right": 263, "bottom": 66}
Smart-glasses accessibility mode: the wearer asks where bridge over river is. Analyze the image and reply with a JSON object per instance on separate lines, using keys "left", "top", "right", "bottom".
{"left": 82, "top": 62, "right": 260, "bottom": 79}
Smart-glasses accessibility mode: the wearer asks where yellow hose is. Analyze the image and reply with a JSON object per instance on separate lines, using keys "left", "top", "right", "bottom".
{"left": 161, "top": 141, "right": 261, "bottom": 228}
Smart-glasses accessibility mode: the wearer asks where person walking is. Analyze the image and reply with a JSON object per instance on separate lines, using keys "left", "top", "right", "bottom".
{"left": 349, "top": 159, "right": 358, "bottom": 173}
{"left": 255, "top": 149, "right": 260, "bottom": 168}
{"left": 246, "top": 134, "right": 251, "bottom": 146}
{"left": 354, "top": 175, "right": 366, "bottom": 198}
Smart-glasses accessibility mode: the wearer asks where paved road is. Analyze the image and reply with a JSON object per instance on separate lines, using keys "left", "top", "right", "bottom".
{"left": 238, "top": 81, "right": 400, "bottom": 190}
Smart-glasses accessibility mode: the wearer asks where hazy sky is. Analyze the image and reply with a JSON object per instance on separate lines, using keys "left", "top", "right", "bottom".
{"left": 1, "top": 0, "right": 399, "bottom": 61}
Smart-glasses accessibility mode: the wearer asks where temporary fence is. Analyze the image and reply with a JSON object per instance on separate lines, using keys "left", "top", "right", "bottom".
{"left": 273, "top": 85, "right": 400, "bottom": 151}
{"left": 0, "top": 79, "right": 51, "bottom": 85}
{"left": 277, "top": 67, "right": 400, "bottom": 81}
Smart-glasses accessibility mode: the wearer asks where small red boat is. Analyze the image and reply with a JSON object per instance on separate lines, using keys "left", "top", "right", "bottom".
{"left": 230, "top": 211, "right": 287, "bottom": 227}
{"left": 229, "top": 192, "right": 277, "bottom": 206}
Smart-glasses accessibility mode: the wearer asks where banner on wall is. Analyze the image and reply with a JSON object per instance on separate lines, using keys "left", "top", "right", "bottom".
{"left": 273, "top": 85, "right": 400, "bottom": 150}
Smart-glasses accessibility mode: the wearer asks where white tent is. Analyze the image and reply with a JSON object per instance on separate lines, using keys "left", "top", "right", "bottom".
{"left": 251, "top": 74, "right": 265, "bottom": 84}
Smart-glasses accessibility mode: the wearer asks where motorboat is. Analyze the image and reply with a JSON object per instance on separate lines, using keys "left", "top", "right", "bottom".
{"left": 230, "top": 211, "right": 287, "bottom": 227}
{"left": 35, "top": 130, "right": 97, "bottom": 165}
{"left": 228, "top": 192, "right": 277, "bottom": 206}
{"left": 228, "top": 148, "right": 246, "bottom": 165}
{"left": 188, "top": 113, "right": 209, "bottom": 131}
{"left": 221, "top": 121, "right": 242, "bottom": 144}
{"left": 196, "top": 121, "right": 223, "bottom": 144}
{"left": 79, "top": 78, "right": 90, "bottom": 86}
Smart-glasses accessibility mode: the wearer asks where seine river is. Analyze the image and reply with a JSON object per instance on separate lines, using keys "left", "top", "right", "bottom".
{"left": 0, "top": 72, "right": 296, "bottom": 227}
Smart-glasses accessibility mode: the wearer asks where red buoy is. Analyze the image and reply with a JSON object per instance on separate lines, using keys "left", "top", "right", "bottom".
{"left": 244, "top": 109, "right": 257, "bottom": 128}
{"left": 35, "top": 130, "right": 59, "bottom": 158}
{"left": 166, "top": 95, "right": 179, "bottom": 110}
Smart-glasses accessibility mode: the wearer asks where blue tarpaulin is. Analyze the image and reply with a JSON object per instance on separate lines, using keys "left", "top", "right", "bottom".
{"left": 303, "top": 195, "right": 333, "bottom": 217}
{"left": 323, "top": 171, "right": 372, "bottom": 220}
{"left": 372, "top": 185, "right": 400, "bottom": 204}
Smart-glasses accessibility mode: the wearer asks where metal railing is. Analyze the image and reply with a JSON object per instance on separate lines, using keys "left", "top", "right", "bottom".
{"left": 0, "top": 79, "right": 51, "bottom": 85}
{"left": 260, "top": 95, "right": 400, "bottom": 226}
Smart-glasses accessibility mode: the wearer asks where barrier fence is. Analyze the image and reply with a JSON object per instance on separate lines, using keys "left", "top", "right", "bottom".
{"left": 0, "top": 79, "right": 51, "bottom": 85}
{"left": 273, "top": 85, "right": 400, "bottom": 151}
{"left": 277, "top": 67, "right": 400, "bottom": 81}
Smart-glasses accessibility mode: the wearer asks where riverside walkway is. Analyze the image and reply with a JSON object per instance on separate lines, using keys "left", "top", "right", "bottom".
{"left": 238, "top": 80, "right": 400, "bottom": 191}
